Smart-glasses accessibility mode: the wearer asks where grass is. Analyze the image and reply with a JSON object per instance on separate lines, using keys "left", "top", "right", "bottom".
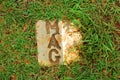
{"left": 0, "top": 0, "right": 120, "bottom": 80}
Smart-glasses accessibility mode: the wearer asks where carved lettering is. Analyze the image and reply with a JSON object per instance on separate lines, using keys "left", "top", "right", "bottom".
{"left": 46, "top": 21, "right": 61, "bottom": 64}
{"left": 49, "top": 49, "right": 60, "bottom": 64}
{"left": 46, "top": 21, "right": 59, "bottom": 34}
{"left": 48, "top": 34, "right": 61, "bottom": 49}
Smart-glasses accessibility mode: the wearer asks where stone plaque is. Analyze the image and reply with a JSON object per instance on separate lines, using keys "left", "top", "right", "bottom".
{"left": 36, "top": 20, "right": 82, "bottom": 66}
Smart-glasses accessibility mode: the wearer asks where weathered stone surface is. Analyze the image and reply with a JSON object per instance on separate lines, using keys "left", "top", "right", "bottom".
{"left": 36, "top": 20, "right": 82, "bottom": 66}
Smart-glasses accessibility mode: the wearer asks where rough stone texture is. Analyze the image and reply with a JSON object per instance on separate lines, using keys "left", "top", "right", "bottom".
{"left": 36, "top": 20, "right": 82, "bottom": 66}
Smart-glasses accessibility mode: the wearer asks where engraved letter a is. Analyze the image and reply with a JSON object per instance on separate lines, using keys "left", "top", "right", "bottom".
{"left": 48, "top": 34, "right": 61, "bottom": 49}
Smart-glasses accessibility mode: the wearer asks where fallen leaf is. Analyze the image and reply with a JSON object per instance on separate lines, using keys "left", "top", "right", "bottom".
{"left": 117, "top": 75, "right": 120, "bottom": 79}
{"left": 14, "top": 61, "right": 21, "bottom": 64}
{"left": 0, "top": 18, "right": 3, "bottom": 24}
{"left": 0, "top": 40, "right": 1, "bottom": 44}
{"left": 23, "top": 0, "right": 28, "bottom": 3}
{"left": 29, "top": 74, "right": 35, "bottom": 78}
{"left": 0, "top": 66, "right": 6, "bottom": 72}
{"left": 115, "top": 22, "right": 120, "bottom": 29}
{"left": 102, "top": 68, "right": 107, "bottom": 74}
{"left": 103, "top": 15, "right": 112, "bottom": 22}
{"left": 103, "top": 0, "right": 108, "bottom": 3}
{"left": 0, "top": 67, "right": 3, "bottom": 72}
{"left": 115, "top": 1, "right": 120, "bottom": 6}
{"left": 116, "top": 31, "right": 120, "bottom": 36}
{"left": 107, "top": 72, "right": 111, "bottom": 77}
{"left": 10, "top": 74, "right": 17, "bottom": 80}
{"left": 118, "top": 75, "right": 120, "bottom": 79}
{"left": 31, "top": 53, "right": 37, "bottom": 57}
{"left": 114, "top": 22, "right": 120, "bottom": 36}
{"left": 4, "top": 29, "right": 10, "bottom": 34}
{"left": 23, "top": 23, "right": 28, "bottom": 32}
{"left": 91, "top": 0, "right": 95, "bottom": 3}
{"left": 25, "top": 60, "right": 30, "bottom": 64}
{"left": 102, "top": 0, "right": 108, "bottom": 6}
